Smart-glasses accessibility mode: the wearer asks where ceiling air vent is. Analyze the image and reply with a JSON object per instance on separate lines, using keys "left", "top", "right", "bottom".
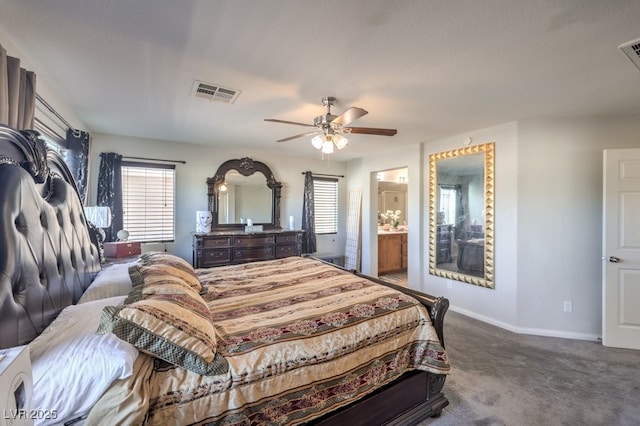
{"left": 192, "top": 81, "right": 241, "bottom": 104}
{"left": 619, "top": 37, "right": 640, "bottom": 72}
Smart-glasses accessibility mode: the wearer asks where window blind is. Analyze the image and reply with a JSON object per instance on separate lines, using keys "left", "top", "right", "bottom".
{"left": 313, "top": 177, "right": 338, "bottom": 234}
{"left": 440, "top": 187, "right": 457, "bottom": 225}
{"left": 121, "top": 161, "right": 175, "bottom": 242}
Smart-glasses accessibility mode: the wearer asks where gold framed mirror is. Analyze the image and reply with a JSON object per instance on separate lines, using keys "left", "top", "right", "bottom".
{"left": 428, "top": 142, "right": 494, "bottom": 288}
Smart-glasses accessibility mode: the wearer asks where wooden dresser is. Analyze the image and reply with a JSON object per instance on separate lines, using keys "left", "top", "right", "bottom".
{"left": 193, "top": 230, "right": 304, "bottom": 268}
{"left": 378, "top": 232, "right": 408, "bottom": 275}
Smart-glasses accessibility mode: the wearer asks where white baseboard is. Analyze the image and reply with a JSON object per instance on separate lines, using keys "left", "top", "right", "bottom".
{"left": 448, "top": 305, "right": 602, "bottom": 342}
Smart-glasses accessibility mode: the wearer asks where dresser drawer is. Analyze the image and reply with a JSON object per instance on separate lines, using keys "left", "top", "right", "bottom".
{"left": 275, "top": 243, "right": 300, "bottom": 258}
{"left": 233, "top": 235, "right": 274, "bottom": 247}
{"left": 276, "top": 233, "right": 300, "bottom": 244}
{"left": 234, "top": 246, "right": 274, "bottom": 261}
{"left": 199, "top": 249, "right": 231, "bottom": 266}
{"left": 197, "top": 236, "right": 232, "bottom": 248}
{"left": 104, "top": 242, "right": 141, "bottom": 258}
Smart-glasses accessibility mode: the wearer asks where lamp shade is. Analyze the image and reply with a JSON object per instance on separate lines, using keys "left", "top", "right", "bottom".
{"left": 311, "top": 135, "right": 324, "bottom": 149}
{"left": 333, "top": 134, "right": 348, "bottom": 149}
{"left": 84, "top": 206, "right": 112, "bottom": 228}
{"left": 321, "top": 140, "right": 334, "bottom": 154}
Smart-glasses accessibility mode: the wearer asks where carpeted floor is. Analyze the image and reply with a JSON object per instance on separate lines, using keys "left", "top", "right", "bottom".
{"left": 418, "top": 311, "right": 640, "bottom": 426}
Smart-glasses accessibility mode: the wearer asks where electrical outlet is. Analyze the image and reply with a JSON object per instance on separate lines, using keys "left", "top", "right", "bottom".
{"left": 563, "top": 301, "right": 573, "bottom": 313}
{"left": 447, "top": 280, "right": 453, "bottom": 289}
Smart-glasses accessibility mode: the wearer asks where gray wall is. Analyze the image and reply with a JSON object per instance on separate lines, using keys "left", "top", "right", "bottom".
{"left": 516, "top": 115, "right": 640, "bottom": 337}
{"left": 350, "top": 115, "right": 640, "bottom": 340}
{"left": 87, "top": 133, "right": 348, "bottom": 262}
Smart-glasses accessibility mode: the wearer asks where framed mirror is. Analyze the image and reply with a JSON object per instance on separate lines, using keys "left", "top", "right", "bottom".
{"left": 207, "top": 157, "right": 282, "bottom": 230}
{"left": 428, "top": 142, "right": 494, "bottom": 288}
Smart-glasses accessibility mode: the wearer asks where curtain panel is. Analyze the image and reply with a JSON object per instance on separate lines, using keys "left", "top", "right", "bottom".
{"left": 65, "top": 128, "right": 90, "bottom": 205}
{"left": 301, "top": 171, "right": 316, "bottom": 254}
{"left": 454, "top": 184, "right": 465, "bottom": 240}
{"left": 97, "top": 152, "right": 123, "bottom": 242}
{"left": 0, "top": 43, "right": 36, "bottom": 130}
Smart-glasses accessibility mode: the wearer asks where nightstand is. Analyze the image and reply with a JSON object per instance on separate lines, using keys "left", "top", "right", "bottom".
{"left": 0, "top": 345, "right": 32, "bottom": 424}
{"left": 103, "top": 255, "right": 140, "bottom": 267}
{"left": 103, "top": 242, "right": 141, "bottom": 259}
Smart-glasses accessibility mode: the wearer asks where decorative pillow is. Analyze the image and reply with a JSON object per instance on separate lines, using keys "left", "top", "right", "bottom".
{"left": 139, "top": 251, "right": 196, "bottom": 275}
{"left": 29, "top": 296, "right": 139, "bottom": 425}
{"left": 98, "top": 290, "right": 226, "bottom": 376}
{"left": 133, "top": 263, "right": 202, "bottom": 293}
{"left": 77, "top": 261, "right": 138, "bottom": 304}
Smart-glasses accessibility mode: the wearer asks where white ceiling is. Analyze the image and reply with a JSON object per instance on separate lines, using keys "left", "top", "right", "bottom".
{"left": 2, "top": 0, "right": 640, "bottom": 161}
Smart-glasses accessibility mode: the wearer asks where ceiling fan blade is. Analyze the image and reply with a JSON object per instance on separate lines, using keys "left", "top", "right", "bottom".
{"left": 331, "top": 107, "right": 368, "bottom": 126}
{"left": 343, "top": 127, "right": 398, "bottom": 136}
{"left": 265, "top": 118, "right": 316, "bottom": 128}
{"left": 276, "top": 131, "right": 321, "bottom": 142}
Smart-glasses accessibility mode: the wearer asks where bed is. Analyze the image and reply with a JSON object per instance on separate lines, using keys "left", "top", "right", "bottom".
{"left": 0, "top": 125, "right": 450, "bottom": 425}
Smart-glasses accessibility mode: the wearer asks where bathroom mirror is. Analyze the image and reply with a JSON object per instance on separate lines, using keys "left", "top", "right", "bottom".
{"left": 428, "top": 142, "right": 494, "bottom": 288}
{"left": 207, "top": 157, "right": 282, "bottom": 230}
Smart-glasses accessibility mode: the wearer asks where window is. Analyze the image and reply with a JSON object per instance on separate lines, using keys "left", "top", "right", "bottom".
{"left": 34, "top": 118, "right": 67, "bottom": 156}
{"left": 439, "top": 186, "right": 457, "bottom": 225}
{"left": 121, "top": 161, "right": 175, "bottom": 243}
{"left": 313, "top": 177, "right": 338, "bottom": 234}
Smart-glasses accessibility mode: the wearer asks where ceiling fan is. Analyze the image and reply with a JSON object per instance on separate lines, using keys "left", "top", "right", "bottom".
{"left": 264, "top": 96, "right": 397, "bottom": 154}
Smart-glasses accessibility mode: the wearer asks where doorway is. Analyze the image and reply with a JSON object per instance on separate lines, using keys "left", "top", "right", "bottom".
{"left": 376, "top": 168, "right": 408, "bottom": 285}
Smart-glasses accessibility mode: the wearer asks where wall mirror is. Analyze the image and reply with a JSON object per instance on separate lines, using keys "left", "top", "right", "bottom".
{"left": 207, "top": 157, "right": 282, "bottom": 230}
{"left": 376, "top": 168, "right": 408, "bottom": 226}
{"left": 428, "top": 142, "right": 494, "bottom": 288}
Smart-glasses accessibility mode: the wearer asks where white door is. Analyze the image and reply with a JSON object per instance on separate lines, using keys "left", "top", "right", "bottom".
{"left": 602, "top": 148, "right": 640, "bottom": 349}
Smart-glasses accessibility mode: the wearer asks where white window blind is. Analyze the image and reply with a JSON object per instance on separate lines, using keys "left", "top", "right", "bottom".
{"left": 313, "top": 177, "right": 338, "bottom": 234}
{"left": 439, "top": 187, "right": 457, "bottom": 225}
{"left": 121, "top": 161, "right": 175, "bottom": 242}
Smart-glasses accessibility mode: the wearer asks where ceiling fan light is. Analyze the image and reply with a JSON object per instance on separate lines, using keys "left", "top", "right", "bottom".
{"left": 311, "top": 135, "right": 324, "bottom": 149}
{"left": 321, "top": 140, "right": 334, "bottom": 154}
{"left": 333, "top": 134, "right": 348, "bottom": 149}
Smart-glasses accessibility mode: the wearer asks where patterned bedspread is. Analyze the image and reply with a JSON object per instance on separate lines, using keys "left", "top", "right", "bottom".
{"left": 87, "top": 257, "right": 449, "bottom": 425}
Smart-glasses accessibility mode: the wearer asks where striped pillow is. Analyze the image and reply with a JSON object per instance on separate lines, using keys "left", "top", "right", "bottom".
{"left": 139, "top": 252, "right": 196, "bottom": 276}
{"left": 98, "top": 291, "right": 227, "bottom": 376}
{"left": 99, "top": 261, "right": 227, "bottom": 376}
{"left": 132, "top": 264, "right": 202, "bottom": 294}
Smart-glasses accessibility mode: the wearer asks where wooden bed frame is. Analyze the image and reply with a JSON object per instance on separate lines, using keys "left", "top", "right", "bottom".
{"left": 0, "top": 125, "right": 449, "bottom": 425}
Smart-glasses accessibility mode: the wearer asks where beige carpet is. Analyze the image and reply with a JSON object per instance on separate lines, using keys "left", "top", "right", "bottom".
{"left": 418, "top": 311, "right": 640, "bottom": 425}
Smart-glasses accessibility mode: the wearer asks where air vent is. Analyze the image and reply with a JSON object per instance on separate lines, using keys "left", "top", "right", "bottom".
{"left": 191, "top": 81, "right": 241, "bottom": 104}
{"left": 619, "top": 37, "right": 640, "bottom": 71}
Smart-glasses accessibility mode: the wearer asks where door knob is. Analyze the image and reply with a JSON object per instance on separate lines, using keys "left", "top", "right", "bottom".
{"left": 608, "top": 256, "right": 621, "bottom": 263}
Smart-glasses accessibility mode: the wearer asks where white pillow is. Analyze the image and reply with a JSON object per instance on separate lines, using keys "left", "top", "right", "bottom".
{"left": 77, "top": 261, "right": 136, "bottom": 304}
{"left": 29, "top": 296, "right": 139, "bottom": 425}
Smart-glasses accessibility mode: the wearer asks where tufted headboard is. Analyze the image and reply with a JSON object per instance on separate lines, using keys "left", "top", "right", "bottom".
{"left": 0, "top": 125, "right": 101, "bottom": 349}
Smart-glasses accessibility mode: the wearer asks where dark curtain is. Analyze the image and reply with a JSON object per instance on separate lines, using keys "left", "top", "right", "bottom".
{"left": 454, "top": 184, "right": 465, "bottom": 240}
{"left": 65, "top": 128, "right": 90, "bottom": 204}
{"left": 301, "top": 171, "right": 316, "bottom": 254}
{"left": 0, "top": 43, "right": 36, "bottom": 130}
{"left": 97, "top": 152, "right": 123, "bottom": 242}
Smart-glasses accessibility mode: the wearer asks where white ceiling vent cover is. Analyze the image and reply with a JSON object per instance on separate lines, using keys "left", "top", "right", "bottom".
{"left": 619, "top": 37, "right": 640, "bottom": 72}
{"left": 192, "top": 81, "right": 241, "bottom": 104}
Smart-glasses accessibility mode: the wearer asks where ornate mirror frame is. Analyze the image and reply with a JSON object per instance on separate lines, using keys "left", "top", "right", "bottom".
{"left": 428, "top": 142, "right": 495, "bottom": 288}
{"left": 207, "top": 157, "right": 282, "bottom": 230}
